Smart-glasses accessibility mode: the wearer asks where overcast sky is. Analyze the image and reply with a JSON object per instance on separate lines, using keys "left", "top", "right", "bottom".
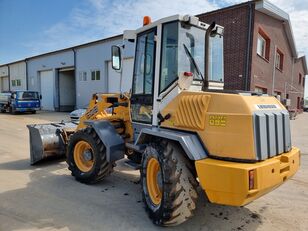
{"left": 0, "top": 0, "right": 307, "bottom": 95}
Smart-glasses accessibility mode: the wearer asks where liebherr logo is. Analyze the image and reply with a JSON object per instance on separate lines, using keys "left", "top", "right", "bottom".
{"left": 256, "top": 104, "right": 280, "bottom": 110}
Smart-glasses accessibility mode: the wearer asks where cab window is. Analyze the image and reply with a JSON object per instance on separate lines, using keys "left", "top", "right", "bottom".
{"left": 159, "top": 22, "right": 178, "bottom": 93}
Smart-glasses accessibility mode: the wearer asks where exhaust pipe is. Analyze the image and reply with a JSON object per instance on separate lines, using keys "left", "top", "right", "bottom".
{"left": 27, "top": 122, "right": 77, "bottom": 165}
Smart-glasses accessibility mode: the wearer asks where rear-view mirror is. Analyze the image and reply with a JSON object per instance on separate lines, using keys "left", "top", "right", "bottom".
{"left": 111, "top": 45, "right": 122, "bottom": 70}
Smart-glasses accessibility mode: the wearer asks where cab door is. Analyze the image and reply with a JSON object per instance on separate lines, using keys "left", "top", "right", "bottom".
{"left": 131, "top": 29, "right": 156, "bottom": 124}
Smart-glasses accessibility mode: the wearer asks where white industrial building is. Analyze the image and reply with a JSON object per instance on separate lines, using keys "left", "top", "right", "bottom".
{"left": 0, "top": 60, "right": 27, "bottom": 92}
{"left": 0, "top": 34, "right": 134, "bottom": 111}
{"left": 0, "top": 65, "right": 9, "bottom": 92}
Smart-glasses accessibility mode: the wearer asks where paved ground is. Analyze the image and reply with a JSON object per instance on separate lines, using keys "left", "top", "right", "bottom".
{"left": 0, "top": 111, "right": 307, "bottom": 231}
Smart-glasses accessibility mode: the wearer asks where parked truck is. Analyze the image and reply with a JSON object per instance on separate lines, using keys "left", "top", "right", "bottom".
{"left": 0, "top": 90, "right": 41, "bottom": 114}
{"left": 27, "top": 15, "right": 300, "bottom": 226}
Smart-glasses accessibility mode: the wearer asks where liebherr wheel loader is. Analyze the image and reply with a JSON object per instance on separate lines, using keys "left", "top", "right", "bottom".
{"left": 27, "top": 15, "right": 300, "bottom": 226}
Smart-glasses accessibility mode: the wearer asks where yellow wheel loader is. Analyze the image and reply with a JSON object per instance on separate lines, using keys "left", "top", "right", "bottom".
{"left": 27, "top": 15, "right": 300, "bottom": 226}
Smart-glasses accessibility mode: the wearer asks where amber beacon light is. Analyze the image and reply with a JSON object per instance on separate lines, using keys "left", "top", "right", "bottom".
{"left": 143, "top": 16, "right": 152, "bottom": 26}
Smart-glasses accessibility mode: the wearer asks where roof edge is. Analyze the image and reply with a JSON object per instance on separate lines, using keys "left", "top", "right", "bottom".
{"left": 297, "top": 56, "right": 308, "bottom": 75}
{"left": 0, "top": 34, "right": 123, "bottom": 66}
{"left": 255, "top": 0, "right": 298, "bottom": 58}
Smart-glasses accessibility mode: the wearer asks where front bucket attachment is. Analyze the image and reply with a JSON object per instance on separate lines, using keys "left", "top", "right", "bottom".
{"left": 27, "top": 122, "right": 77, "bottom": 165}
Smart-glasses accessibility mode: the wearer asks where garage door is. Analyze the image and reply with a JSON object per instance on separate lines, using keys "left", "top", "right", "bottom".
{"left": 40, "top": 70, "right": 54, "bottom": 111}
{"left": 0, "top": 76, "right": 9, "bottom": 92}
{"left": 107, "top": 58, "right": 134, "bottom": 93}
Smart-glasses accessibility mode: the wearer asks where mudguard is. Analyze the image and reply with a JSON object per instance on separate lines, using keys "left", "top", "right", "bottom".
{"left": 84, "top": 120, "right": 125, "bottom": 163}
{"left": 135, "top": 127, "right": 208, "bottom": 160}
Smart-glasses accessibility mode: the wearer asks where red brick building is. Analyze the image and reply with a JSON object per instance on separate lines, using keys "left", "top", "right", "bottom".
{"left": 198, "top": 0, "right": 307, "bottom": 112}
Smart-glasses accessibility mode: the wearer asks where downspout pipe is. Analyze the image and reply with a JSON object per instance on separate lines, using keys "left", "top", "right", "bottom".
{"left": 72, "top": 48, "right": 77, "bottom": 109}
{"left": 245, "top": 1, "right": 253, "bottom": 91}
{"left": 25, "top": 59, "right": 29, "bottom": 90}
{"left": 203, "top": 21, "right": 216, "bottom": 91}
{"left": 272, "top": 45, "right": 277, "bottom": 95}
{"left": 7, "top": 65, "right": 10, "bottom": 91}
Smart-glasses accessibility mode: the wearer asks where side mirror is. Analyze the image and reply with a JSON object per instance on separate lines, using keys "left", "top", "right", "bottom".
{"left": 40, "top": 94, "right": 42, "bottom": 100}
{"left": 111, "top": 45, "right": 122, "bottom": 70}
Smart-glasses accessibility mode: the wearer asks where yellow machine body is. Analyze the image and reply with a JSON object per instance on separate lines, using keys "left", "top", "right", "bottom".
{"left": 195, "top": 147, "right": 300, "bottom": 206}
{"left": 160, "top": 90, "right": 300, "bottom": 206}
{"left": 77, "top": 93, "right": 133, "bottom": 142}
{"left": 161, "top": 91, "right": 287, "bottom": 160}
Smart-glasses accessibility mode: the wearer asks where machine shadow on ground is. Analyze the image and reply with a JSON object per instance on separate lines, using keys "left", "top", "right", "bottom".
{"left": 0, "top": 158, "right": 262, "bottom": 231}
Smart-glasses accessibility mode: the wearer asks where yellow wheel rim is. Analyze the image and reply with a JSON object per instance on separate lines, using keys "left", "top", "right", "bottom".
{"left": 146, "top": 158, "right": 162, "bottom": 205}
{"left": 74, "top": 140, "right": 94, "bottom": 172}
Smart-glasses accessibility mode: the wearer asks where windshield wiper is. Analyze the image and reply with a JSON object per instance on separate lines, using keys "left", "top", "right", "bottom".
{"left": 183, "top": 44, "right": 204, "bottom": 81}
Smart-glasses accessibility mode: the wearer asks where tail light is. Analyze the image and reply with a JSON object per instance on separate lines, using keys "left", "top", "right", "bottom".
{"left": 249, "top": 170, "right": 255, "bottom": 190}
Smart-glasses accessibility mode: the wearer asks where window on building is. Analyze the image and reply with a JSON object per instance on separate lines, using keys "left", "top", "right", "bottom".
{"left": 299, "top": 73, "right": 302, "bottom": 85}
{"left": 79, "top": 71, "right": 87, "bottom": 81}
{"left": 83, "top": 72, "right": 87, "bottom": 81}
{"left": 274, "top": 91, "right": 281, "bottom": 96}
{"left": 275, "top": 49, "right": 284, "bottom": 70}
{"left": 91, "top": 70, "right": 100, "bottom": 81}
{"left": 303, "top": 76, "right": 305, "bottom": 87}
{"left": 11, "top": 80, "right": 16, "bottom": 86}
{"left": 16, "top": 79, "right": 21, "bottom": 86}
{"left": 257, "top": 28, "right": 270, "bottom": 60}
{"left": 255, "top": 86, "right": 267, "bottom": 94}
{"left": 274, "top": 91, "right": 282, "bottom": 101}
{"left": 297, "top": 97, "right": 301, "bottom": 109}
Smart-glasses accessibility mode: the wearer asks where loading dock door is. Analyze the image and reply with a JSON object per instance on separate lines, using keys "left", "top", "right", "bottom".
{"left": 0, "top": 76, "right": 9, "bottom": 92}
{"left": 107, "top": 58, "right": 134, "bottom": 93}
{"left": 59, "top": 69, "right": 76, "bottom": 112}
{"left": 40, "top": 70, "right": 54, "bottom": 111}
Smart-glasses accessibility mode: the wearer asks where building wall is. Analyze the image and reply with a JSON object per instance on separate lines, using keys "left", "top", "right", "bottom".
{"left": 27, "top": 50, "right": 74, "bottom": 110}
{"left": 0, "top": 66, "right": 9, "bottom": 92}
{"left": 75, "top": 38, "right": 134, "bottom": 108}
{"left": 198, "top": 3, "right": 254, "bottom": 90}
{"left": 9, "top": 62, "right": 26, "bottom": 91}
{"left": 250, "top": 11, "right": 300, "bottom": 111}
{"left": 251, "top": 11, "right": 293, "bottom": 94}
{"left": 290, "top": 58, "right": 306, "bottom": 111}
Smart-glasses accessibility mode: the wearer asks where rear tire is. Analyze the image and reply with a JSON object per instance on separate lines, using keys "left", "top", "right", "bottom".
{"left": 141, "top": 140, "right": 198, "bottom": 226}
{"left": 31, "top": 110, "right": 36, "bottom": 114}
{"left": 67, "top": 127, "right": 113, "bottom": 184}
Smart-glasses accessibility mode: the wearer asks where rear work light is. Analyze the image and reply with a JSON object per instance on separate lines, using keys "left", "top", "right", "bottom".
{"left": 249, "top": 170, "right": 255, "bottom": 190}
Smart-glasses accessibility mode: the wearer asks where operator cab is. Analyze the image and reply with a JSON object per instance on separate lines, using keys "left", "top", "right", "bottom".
{"left": 112, "top": 15, "right": 224, "bottom": 131}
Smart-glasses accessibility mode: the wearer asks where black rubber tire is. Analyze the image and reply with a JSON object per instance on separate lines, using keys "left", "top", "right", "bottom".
{"left": 67, "top": 127, "right": 113, "bottom": 184}
{"left": 31, "top": 110, "right": 36, "bottom": 114}
{"left": 9, "top": 106, "right": 16, "bottom": 114}
{"left": 141, "top": 140, "right": 198, "bottom": 226}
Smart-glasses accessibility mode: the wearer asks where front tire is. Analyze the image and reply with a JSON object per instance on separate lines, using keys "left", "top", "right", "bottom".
{"left": 67, "top": 127, "right": 113, "bottom": 184}
{"left": 141, "top": 141, "right": 198, "bottom": 226}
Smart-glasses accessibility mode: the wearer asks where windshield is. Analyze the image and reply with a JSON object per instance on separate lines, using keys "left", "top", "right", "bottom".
{"left": 17, "top": 91, "right": 39, "bottom": 100}
{"left": 179, "top": 22, "right": 205, "bottom": 80}
{"left": 159, "top": 21, "right": 224, "bottom": 93}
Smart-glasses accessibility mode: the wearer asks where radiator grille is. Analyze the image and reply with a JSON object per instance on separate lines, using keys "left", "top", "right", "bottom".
{"left": 254, "top": 110, "right": 291, "bottom": 160}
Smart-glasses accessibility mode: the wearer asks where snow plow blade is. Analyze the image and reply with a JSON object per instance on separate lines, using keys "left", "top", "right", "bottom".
{"left": 27, "top": 122, "right": 77, "bottom": 165}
